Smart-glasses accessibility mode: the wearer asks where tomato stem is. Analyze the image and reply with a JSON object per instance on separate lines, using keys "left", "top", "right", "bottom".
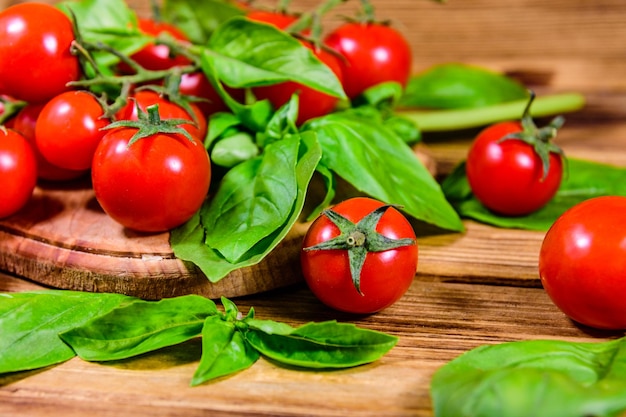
{"left": 397, "top": 92, "right": 585, "bottom": 132}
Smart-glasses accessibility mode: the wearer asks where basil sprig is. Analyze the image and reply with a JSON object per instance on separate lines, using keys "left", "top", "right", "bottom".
{"left": 431, "top": 337, "right": 626, "bottom": 417}
{"left": 0, "top": 291, "right": 398, "bottom": 386}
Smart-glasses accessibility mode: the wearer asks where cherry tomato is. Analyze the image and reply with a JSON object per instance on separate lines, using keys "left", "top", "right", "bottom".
{"left": 246, "top": 10, "right": 300, "bottom": 31}
{"left": 324, "top": 22, "right": 412, "bottom": 100}
{"left": 0, "top": 3, "right": 80, "bottom": 103}
{"left": 91, "top": 126, "right": 211, "bottom": 232}
{"left": 252, "top": 42, "right": 343, "bottom": 125}
{"left": 0, "top": 129, "right": 37, "bottom": 218}
{"left": 13, "top": 103, "right": 86, "bottom": 181}
{"left": 119, "top": 18, "right": 190, "bottom": 73}
{"left": 539, "top": 196, "right": 626, "bottom": 330}
{"left": 35, "top": 91, "right": 109, "bottom": 172}
{"left": 465, "top": 120, "right": 564, "bottom": 216}
{"left": 117, "top": 90, "right": 207, "bottom": 141}
{"left": 301, "top": 197, "right": 418, "bottom": 314}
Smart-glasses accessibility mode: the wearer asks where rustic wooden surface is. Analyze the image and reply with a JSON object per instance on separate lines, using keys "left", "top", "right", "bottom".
{"left": 2, "top": 0, "right": 626, "bottom": 416}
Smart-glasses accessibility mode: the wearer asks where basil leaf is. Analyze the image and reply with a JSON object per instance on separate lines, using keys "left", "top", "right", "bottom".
{"left": 162, "top": 0, "right": 245, "bottom": 44}
{"left": 206, "top": 112, "right": 242, "bottom": 147}
{"left": 244, "top": 321, "right": 398, "bottom": 369}
{"left": 191, "top": 316, "right": 260, "bottom": 386}
{"left": 442, "top": 158, "right": 626, "bottom": 230}
{"left": 171, "top": 131, "right": 322, "bottom": 282}
{"left": 202, "top": 135, "right": 301, "bottom": 262}
{"left": 304, "top": 111, "right": 463, "bottom": 232}
{"left": 431, "top": 337, "right": 626, "bottom": 417}
{"left": 58, "top": 0, "right": 146, "bottom": 69}
{"left": 211, "top": 132, "right": 259, "bottom": 168}
{"left": 204, "top": 17, "right": 345, "bottom": 99}
{"left": 60, "top": 295, "right": 218, "bottom": 361}
{"left": 0, "top": 291, "right": 132, "bottom": 373}
{"left": 400, "top": 63, "right": 529, "bottom": 109}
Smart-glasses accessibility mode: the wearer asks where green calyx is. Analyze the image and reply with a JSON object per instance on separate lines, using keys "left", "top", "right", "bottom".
{"left": 303, "top": 205, "right": 416, "bottom": 295}
{"left": 498, "top": 90, "right": 566, "bottom": 180}
{"left": 102, "top": 103, "right": 196, "bottom": 147}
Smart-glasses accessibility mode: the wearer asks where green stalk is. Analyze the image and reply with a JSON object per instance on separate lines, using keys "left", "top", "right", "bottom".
{"left": 398, "top": 93, "right": 585, "bottom": 132}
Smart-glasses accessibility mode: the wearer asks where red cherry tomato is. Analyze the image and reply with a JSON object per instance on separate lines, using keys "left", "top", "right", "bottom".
{"left": 539, "top": 196, "right": 626, "bottom": 330}
{"left": 117, "top": 90, "right": 207, "bottom": 141}
{"left": 246, "top": 10, "right": 300, "bottom": 31}
{"left": 13, "top": 103, "right": 86, "bottom": 181}
{"left": 324, "top": 22, "right": 412, "bottom": 100}
{"left": 0, "top": 3, "right": 80, "bottom": 103}
{"left": 91, "top": 126, "right": 211, "bottom": 232}
{"left": 35, "top": 91, "right": 109, "bottom": 171}
{"left": 119, "top": 18, "right": 190, "bottom": 73}
{"left": 465, "top": 120, "right": 564, "bottom": 216}
{"left": 252, "top": 42, "right": 343, "bottom": 125}
{"left": 301, "top": 197, "right": 418, "bottom": 314}
{"left": 0, "top": 129, "right": 37, "bottom": 218}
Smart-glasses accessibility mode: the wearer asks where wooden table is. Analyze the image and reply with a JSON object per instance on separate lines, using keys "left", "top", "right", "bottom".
{"left": 3, "top": 0, "right": 626, "bottom": 415}
{"left": 2, "top": 113, "right": 625, "bottom": 416}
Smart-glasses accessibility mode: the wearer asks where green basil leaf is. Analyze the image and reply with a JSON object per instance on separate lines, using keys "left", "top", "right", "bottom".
{"left": 191, "top": 316, "right": 260, "bottom": 386}
{"left": 303, "top": 111, "right": 463, "bottom": 232}
{"left": 162, "top": 0, "right": 245, "bottom": 44}
{"left": 244, "top": 321, "right": 398, "bottom": 369}
{"left": 58, "top": 0, "right": 146, "bottom": 69}
{"left": 257, "top": 94, "right": 299, "bottom": 148}
{"left": 171, "top": 131, "right": 322, "bottom": 282}
{"left": 431, "top": 337, "right": 626, "bottom": 417}
{"left": 206, "top": 112, "right": 242, "bottom": 147}
{"left": 211, "top": 132, "right": 259, "bottom": 168}
{"left": 246, "top": 318, "right": 296, "bottom": 335}
{"left": 400, "top": 63, "right": 529, "bottom": 109}
{"left": 201, "top": 135, "right": 301, "bottom": 262}
{"left": 0, "top": 291, "right": 132, "bottom": 373}
{"left": 305, "top": 163, "right": 337, "bottom": 221}
{"left": 60, "top": 295, "right": 218, "bottom": 361}
{"left": 442, "top": 158, "right": 626, "bottom": 230}
{"left": 204, "top": 17, "right": 345, "bottom": 99}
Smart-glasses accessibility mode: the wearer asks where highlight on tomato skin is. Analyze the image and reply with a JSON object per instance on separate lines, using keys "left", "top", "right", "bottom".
{"left": 538, "top": 196, "right": 626, "bottom": 330}
{"left": 300, "top": 197, "right": 418, "bottom": 315}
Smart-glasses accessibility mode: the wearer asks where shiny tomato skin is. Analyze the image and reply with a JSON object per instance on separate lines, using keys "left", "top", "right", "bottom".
{"left": 91, "top": 127, "right": 211, "bottom": 233}
{"left": 0, "top": 3, "right": 80, "bottom": 103}
{"left": 301, "top": 197, "right": 418, "bottom": 314}
{"left": 465, "top": 121, "right": 563, "bottom": 216}
{"left": 0, "top": 129, "right": 37, "bottom": 218}
{"left": 13, "top": 103, "right": 87, "bottom": 181}
{"left": 35, "top": 91, "right": 109, "bottom": 171}
{"left": 120, "top": 18, "right": 190, "bottom": 73}
{"left": 252, "top": 42, "right": 343, "bottom": 125}
{"left": 539, "top": 196, "right": 626, "bottom": 330}
{"left": 324, "top": 23, "right": 412, "bottom": 100}
{"left": 117, "top": 90, "right": 207, "bottom": 141}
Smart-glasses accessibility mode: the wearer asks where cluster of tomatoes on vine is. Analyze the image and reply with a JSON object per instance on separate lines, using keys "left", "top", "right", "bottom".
{"left": 0, "top": 0, "right": 415, "bottom": 231}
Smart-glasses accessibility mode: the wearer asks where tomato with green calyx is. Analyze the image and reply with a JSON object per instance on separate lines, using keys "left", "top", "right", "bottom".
{"left": 116, "top": 90, "right": 207, "bottom": 141}
{"left": 539, "top": 196, "right": 626, "bottom": 330}
{"left": 13, "top": 103, "right": 86, "bottom": 181}
{"left": 252, "top": 41, "right": 343, "bottom": 125}
{"left": 0, "top": 128, "right": 37, "bottom": 218}
{"left": 324, "top": 22, "right": 412, "bottom": 100}
{"left": 301, "top": 197, "right": 418, "bottom": 314}
{"left": 92, "top": 104, "right": 211, "bottom": 233}
{"left": 0, "top": 3, "right": 80, "bottom": 103}
{"left": 465, "top": 92, "right": 565, "bottom": 216}
{"left": 35, "top": 91, "right": 109, "bottom": 172}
